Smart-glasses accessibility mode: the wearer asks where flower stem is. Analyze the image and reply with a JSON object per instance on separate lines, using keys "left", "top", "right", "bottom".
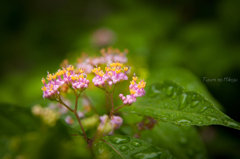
{"left": 57, "top": 94, "right": 89, "bottom": 143}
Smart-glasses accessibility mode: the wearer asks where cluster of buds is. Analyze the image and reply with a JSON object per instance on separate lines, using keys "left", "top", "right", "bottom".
{"left": 32, "top": 105, "right": 59, "bottom": 126}
{"left": 98, "top": 115, "right": 123, "bottom": 135}
{"left": 77, "top": 48, "right": 128, "bottom": 74}
{"left": 92, "top": 62, "right": 129, "bottom": 87}
{"left": 41, "top": 65, "right": 89, "bottom": 99}
{"left": 119, "top": 75, "right": 146, "bottom": 105}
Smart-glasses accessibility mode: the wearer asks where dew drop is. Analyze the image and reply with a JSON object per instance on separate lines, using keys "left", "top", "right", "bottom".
{"left": 130, "top": 147, "right": 135, "bottom": 151}
{"left": 144, "top": 109, "right": 154, "bottom": 116}
{"left": 160, "top": 115, "right": 169, "bottom": 122}
{"left": 164, "top": 103, "right": 168, "bottom": 108}
{"left": 131, "top": 146, "right": 161, "bottom": 159}
{"left": 197, "top": 121, "right": 203, "bottom": 125}
{"left": 223, "top": 119, "right": 240, "bottom": 129}
{"left": 149, "top": 85, "right": 161, "bottom": 97}
{"left": 109, "top": 136, "right": 130, "bottom": 144}
{"left": 166, "top": 86, "right": 173, "bottom": 96}
{"left": 131, "top": 141, "right": 142, "bottom": 147}
{"left": 198, "top": 106, "right": 208, "bottom": 113}
{"left": 119, "top": 145, "right": 129, "bottom": 152}
{"left": 206, "top": 116, "right": 217, "bottom": 122}
{"left": 179, "top": 93, "right": 188, "bottom": 109}
{"left": 191, "top": 101, "right": 199, "bottom": 108}
{"left": 172, "top": 92, "right": 177, "bottom": 99}
{"left": 175, "top": 118, "right": 192, "bottom": 125}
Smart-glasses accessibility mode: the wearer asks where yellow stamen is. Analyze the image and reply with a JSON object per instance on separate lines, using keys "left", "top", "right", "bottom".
{"left": 111, "top": 67, "right": 116, "bottom": 71}
{"left": 108, "top": 72, "right": 113, "bottom": 76}
{"left": 79, "top": 74, "right": 84, "bottom": 79}
{"left": 132, "top": 76, "right": 138, "bottom": 81}
{"left": 110, "top": 63, "right": 116, "bottom": 67}
{"left": 67, "top": 72, "right": 71, "bottom": 77}
{"left": 41, "top": 78, "right": 46, "bottom": 84}
{"left": 116, "top": 69, "right": 121, "bottom": 74}
{"left": 47, "top": 74, "right": 52, "bottom": 81}
{"left": 52, "top": 74, "right": 56, "bottom": 80}
{"left": 56, "top": 71, "right": 61, "bottom": 77}
{"left": 42, "top": 87, "right": 46, "bottom": 91}
{"left": 105, "top": 67, "right": 110, "bottom": 72}
{"left": 97, "top": 67, "right": 101, "bottom": 71}
{"left": 130, "top": 89, "right": 136, "bottom": 95}
{"left": 98, "top": 71, "right": 104, "bottom": 77}
{"left": 79, "top": 68, "right": 84, "bottom": 74}
{"left": 116, "top": 62, "right": 123, "bottom": 67}
{"left": 67, "top": 65, "right": 74, "bottom": 72}
{"left": 124, "top": 67, "right": 128, "bottom": 72}
{"left": 130, "top": 80, "right": 135, "bottom": 85}
{"left": 71, "top": 76, "right": 76, "bottom": 81}
{"left": 49, "top": 84, "right": 53, "bottom": 91}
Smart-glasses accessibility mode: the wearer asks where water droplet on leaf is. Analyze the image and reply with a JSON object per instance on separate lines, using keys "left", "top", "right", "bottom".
{"left": 109, "top": 136, "right": 130, "bottom": 144}
{"left": 119, "top": 145, "right": 129, "bottom": 152}
{"left": 179, "top": 93, "right": 188, "bottom": 109}
{"left": 131, "top": 141, "right": 142, "bottom": 147}
{"left": 191, "top": 101, "right": 199, "bottom": 108}
{"left": 166, "top": 86, "right": 173, "bottom": 96}
{"left": 131, "top": 146, "right": 161, "bottom": 159}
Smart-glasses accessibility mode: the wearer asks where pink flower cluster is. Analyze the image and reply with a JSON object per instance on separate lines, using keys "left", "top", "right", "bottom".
{"left": 77, "top": 48, "right": 128, "bottom": 74}
{"left": 41, "top": 65, "right": 89, "bottom": 99}
{"left": 99, "top": 114, "right": 123, "bottom": 135}
{"left": 92, "top": 62, "right": 129, "bottom": 87}
{"left": 119, "top": 75, "right": 146, "bottom": 105}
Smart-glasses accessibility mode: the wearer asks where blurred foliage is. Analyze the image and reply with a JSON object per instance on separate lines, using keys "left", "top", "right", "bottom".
{"left": 0, "top": 0, "right": 240, "bottom": 158}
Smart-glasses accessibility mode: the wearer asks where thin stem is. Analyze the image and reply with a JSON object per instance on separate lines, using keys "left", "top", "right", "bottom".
{"left": 57, "top": 96, "right": 74, "bottom": 112}
{"left": 74, "top": 91, "right": 82, "bottom": 111}
{"left": 108, "top": 105, "right": 125, "bottom": 119}
{"left": 73, "top": 110, "right": 89, "bottom": 143}
{"left": 112, "top": 105, "right": 125, "bottom": 114}
{"left": 57, "top": 94, "right": 89, "bottom": 143}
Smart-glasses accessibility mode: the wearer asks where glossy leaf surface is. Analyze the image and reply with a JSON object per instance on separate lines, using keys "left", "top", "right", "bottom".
{"left": 93, "top": 135, "right": 174, "bottom": 159}
{"left": 121, "top": 80, "right": 240, "bottom": 130}
{"left": 140, "top": 122, "right": 207, "bottom": 159}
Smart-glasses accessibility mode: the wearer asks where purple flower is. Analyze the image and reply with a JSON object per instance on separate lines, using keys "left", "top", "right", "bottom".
{"left": 119, "top": 75, "right": 146, "bottom": 105}
{"left": 41, "top": 65, "right": 89, "bottom": 99}
{"left": 92, "top": 62, "right": 129, "bottom": 88}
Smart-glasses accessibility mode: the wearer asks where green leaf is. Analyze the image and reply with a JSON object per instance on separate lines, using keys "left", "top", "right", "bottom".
{"left": 121, "top": 80, "right": 240, "bottom": 130}
{"left": 140, "top": 122, "right": 207, "bottom": 159}
{"left": 93, "top": 135, "right": 174, "bottom": 159}
{"left": 148, "top": 67, "right": 223, "bottom": 110}
{"left": 0, "top": 104, "right": 40, "bottom": 136}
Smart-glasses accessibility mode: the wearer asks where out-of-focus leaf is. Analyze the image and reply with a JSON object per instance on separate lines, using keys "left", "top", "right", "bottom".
{"left": 141, "top": 122, "right": 207, "bottom": 159}
{"left": 93, "top": 135, "right": 174, "bottom": 159}
{"left": 121, "top": 80, "right": 240, "bottom": 130}
{"left": 0, "top": 104, "right": 40, "bottom": 136}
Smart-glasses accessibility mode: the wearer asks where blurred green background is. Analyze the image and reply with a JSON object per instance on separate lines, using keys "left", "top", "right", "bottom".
{"left": 0, "top": 0, "right": 240, "bottom": 158}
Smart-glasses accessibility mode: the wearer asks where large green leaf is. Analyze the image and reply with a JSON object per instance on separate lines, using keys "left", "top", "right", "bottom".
{"left": 148, "top": 67, "right": 223, "bottom": 110}
{"left": 121, "top": 80, "right": 240, "bottom": 130}
{"left": 140, "top": 122, "right": 207, "bottom": 159}
{"left": 93, "top": 135, "right": 174, "bottom": 159}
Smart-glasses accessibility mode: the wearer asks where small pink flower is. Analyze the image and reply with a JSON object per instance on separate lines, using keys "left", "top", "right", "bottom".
{"left": 41, "top": 65, "right": 89, "bottom": 99}
{"left": 98, "top": 114, "right": 123, "bottom": 135}
{"left": 65, "top": 116, "right": 74, "bottom": 125}
{"left": 92, "top": 62, "right": 129, "bottom": 88}
{"left": 119, "top": 75, "right": 146, "bottom": 105}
